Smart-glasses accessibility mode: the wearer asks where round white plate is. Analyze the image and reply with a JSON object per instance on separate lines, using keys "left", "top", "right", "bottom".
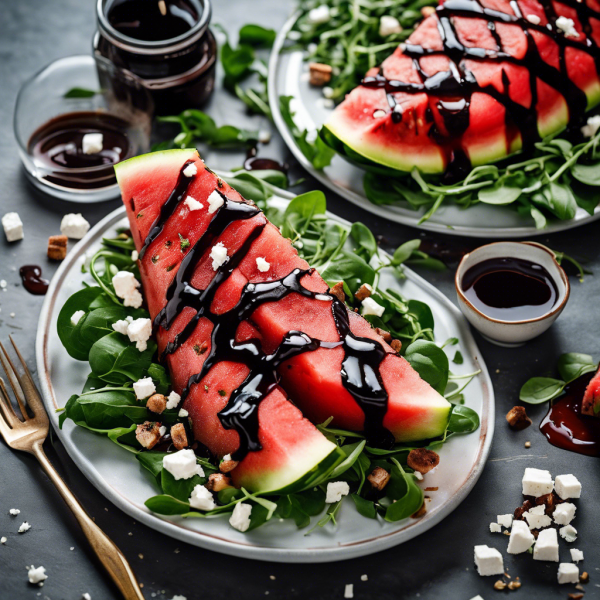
{"left": 268, "top": 14, "right": 600, "bottom": 239}
{"left": 36, "top": 185, "right": 494, "bottom": 562}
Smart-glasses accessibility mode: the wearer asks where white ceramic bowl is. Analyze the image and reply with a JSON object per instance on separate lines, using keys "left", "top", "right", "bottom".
{"left": 455, "top": 242, "right": 570, "bottom": 347}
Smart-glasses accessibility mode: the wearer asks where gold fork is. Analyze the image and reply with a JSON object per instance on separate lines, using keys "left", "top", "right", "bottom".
{"left": 0, "top": 336, "right": 144, "bottom": 600}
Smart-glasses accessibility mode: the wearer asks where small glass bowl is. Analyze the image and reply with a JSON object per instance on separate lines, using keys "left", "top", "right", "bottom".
{"left": 14, "top": 54, "right": 153, "bottom": 203}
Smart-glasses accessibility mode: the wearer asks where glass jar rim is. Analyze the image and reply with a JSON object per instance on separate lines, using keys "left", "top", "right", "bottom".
{"left": 96, "top": 0, "right": 212, "bottom": 55}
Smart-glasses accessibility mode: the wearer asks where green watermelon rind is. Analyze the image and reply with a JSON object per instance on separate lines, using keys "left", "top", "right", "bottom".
{"left": 115, "top": 148, "right": 199, "bottom": 184}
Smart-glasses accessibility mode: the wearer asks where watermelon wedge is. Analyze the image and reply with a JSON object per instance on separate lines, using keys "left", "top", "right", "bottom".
{"left": 582, "top": 367, "right": 600, "bottom": 416}
{"left": 324, "top": 0, "right": 600, "bottom": 176}
{"left": 115, "top": 149, "right": 451, "bottom": 492}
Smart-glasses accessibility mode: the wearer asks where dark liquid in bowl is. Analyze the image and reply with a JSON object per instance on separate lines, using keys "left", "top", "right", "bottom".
{"left": 461, "top": 257, "right": 558, "bottom": 321}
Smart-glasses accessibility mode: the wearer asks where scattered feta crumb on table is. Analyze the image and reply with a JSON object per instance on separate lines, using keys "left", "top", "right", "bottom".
{"left": 344, "top": 583, "right": 354, "bottom": 599}
{"left": 2, "top": 212, "right": 24, "bottom": 242}
{"left": 9, "top": 508, "right": 20, "bottom": 515}
{"left": 474, "top": 545, "right": 504, "bottom": 576}
{"left": 557, "top": 562, "right": 579, "bottom": 584}
{"left": 533, "top": 528, "right": 559, "bottom": 561}
{"left": 0, "top": 537, "right": 6, "bottom": 544}
{"left": 570, "top": 548, "right": 584, "bottom": 563}
{"left": 61, "top": 213, "right": 90, "bottom": 239}
{"left": 497, "top": 514, "right": 513, "bottom": 529}
{"left": 229, "top": 502, "right": 252, "bottom": 532}
{"left": 507, "top": 520, "right": 535, "bottom": 554}
{"left": 553, "top": 502, "right": 576, "bottom": 525}
{"left": 522, "top": 467, "right": 553, "bottom": 497}
{"left": 18, "top": 522, "right": 31, "bottom": 533}
{"left": 554, "top": 474, "right": 581, "bottom": 499}
{"left": 559, "top": 524, "right": 577, "bottom": 543}
{"left": 489, "top": 522, "right": 501, "bottom": 533}
{"left": 27, "top": 565, "right": 48, "bottom": 585}
{"left": 523, "top": 504, "right": 552, "bottom": 529}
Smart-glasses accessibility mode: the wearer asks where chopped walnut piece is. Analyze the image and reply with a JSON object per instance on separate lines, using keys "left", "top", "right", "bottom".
{"left": 493, "top": 580, "right": 507, "bottom": 591}
{"left": 48, "top": 235, "right": 68, "bottom": 261}
{"left": 506, "top": 406, "right": 532, "bottom": 430}
{"left": 580, "top": 572, "right": 589, "bottom": 583}
{"left": 421, "top": 6, "right": 436, "bottom": 17}
{"left": 535, "top": 492, "right": 560, "bottom": 515}
{"left": 309, "top": 62, "right": 333, "bottom": 86}
{"left": 367, "top": 466, "right": 390, "bottom": 491}
{"left": 355, "top": 283, "right": 373, "bottom": 301}
{"left": 507, "top": 581, "right": 521, "bottom": 590}
{"left": 390, "top": 339, "right": 402, "bottom": 353}
{"left": 146, "top": 394, "right": 167, "bottom": 414}
{"left": 514, "top": 499, "right": 534, "bottom": 520}
{"left": 375, "top": 328, "right": 392, "bottom": 343}
{"left": 329, "top": 281, "right": 345, "bottom": 302}
{"left": 170, "top": 423, "right": 188, "bottom": 450}
{"left": 220, "top": 458, "right": 239, "bottom": 473}
{"left": 411, "top": 500, "right": 427, "bottom": 518}
{"left": 207, "top": 472, "right": 233, "bottom": 492}
{"left": 407, "top": 448, "right": 440, "bottom": 474}
{"left": 135, "top": 421, "right": 162, "bottom": 449}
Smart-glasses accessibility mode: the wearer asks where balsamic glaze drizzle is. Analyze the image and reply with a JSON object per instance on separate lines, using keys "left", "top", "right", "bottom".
{"left": 363, "top": 0, "right": 599, "bottom": 179}
{"left": 146, "top": 168, "right": 395, "bottom": 460}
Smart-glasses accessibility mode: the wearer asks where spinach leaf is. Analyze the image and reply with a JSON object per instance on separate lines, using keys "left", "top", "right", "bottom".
{"left": 453, "top": 350, "right": 464, "bottom": 365}
{"left": 238, "top": 24, "right": 277, "bottom": 47}
{"left": 351, "top": 494, "right": 377, "bottom": 519}
{"left": 447, "top": 405, "right": 480, "bottom": 434}
{"left": 161, "top": 469, "right": 205, "bottom": 503}
{"left": 384, "top": 458, "right": 423, "bottom": 522}
{"left": 405, "top": 340, "right": 449, "bottom": 394}
{"left": 519, "top": 377, "right": 565, "bottom": 404}
{"left": 557, "top": 352, "right": 597, "bottom": 383}
{"left": 145, "top": 495, "right": 194, "bottom": 516}
{"left": 73, "top": 389, "right": 146, "bottom": 429}
{"left": 64, "top": 87, "right": 98, "bottom": 98}
{"left": 137, "top": 451, "right": 168, "bottom": 485}
{"left": 329, "top": 440, "right": 367, "bottom": 479}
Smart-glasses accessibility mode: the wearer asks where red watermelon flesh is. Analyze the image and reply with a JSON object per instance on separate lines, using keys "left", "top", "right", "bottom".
{"left": 582, "top": 367, "right": 600, "bottom": 416}
{"left": 325, "top": 0, "right": 600, "bottom": 175}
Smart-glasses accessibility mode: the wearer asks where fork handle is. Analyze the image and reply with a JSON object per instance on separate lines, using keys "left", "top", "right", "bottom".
{"left": 32, "top": 443, "right": 145, "bottom": 600}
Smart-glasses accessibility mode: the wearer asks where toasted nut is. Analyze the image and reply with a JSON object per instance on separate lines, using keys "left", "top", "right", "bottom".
{"left": 525, "top": 441, "right": 531, "bottom": 448}
{"left": 367, "top": 466, "right": 391, "bottom": 491}
{"left": 329, "top": 281, "right": 345, "bottom": 302}
{"left": 580, "top": 572, "right": 589, "bottom": 583}
{"left": 411, "top": 500, "right": 427, "bottom": 518}
{"left": 424, "top": 486, "right": 438, "bottom": 491}
{"left": 421, "top": 6, "right": 436, "bottom": 17}
{"left": 507, "top": 581, "right": 521, "bottom": 590}
{"left": 375, "top": 328, "right": 393, "bottom": 343}
{"left": 135, "top": 421, "right": 161, "bottom": 449}
{"left": 220, "top": 459, "right": 239, "bottom": 473}
{"left": 309, "top": 62, "right": 333, "bottom": 86}
{"left": 49, "top": 234, "right": 68, "bottom": 247}
{"left": 170, "top": 423, "right": 188, "bottom": 450}
{"left": 48, "top": 235, "right": 68, "bottom": 261}
{"left": 494, "top": 580, "right": 507, "bottom": 591}
{"left": 407, "top": 448, "right": 440, "bottom": 474}
{"left": 568, "top": 594, "right": 584, "bottom": 600}
{"left": 146, "top": 393, "right": 167, "bottom": 414}
{"left": 531, "top": 529, "right": 539, "bottom": 539}
{"left": 207, "top": 472, "right": 233, "bottom": 492}
{"left": 535, "top": 492, "right": 558, "bottom": 515}
{"left": 514, "top": 498, "right": 534, "bottom": 520}
{"left": 355, "top": 283, "right": 373, "bottom": 302}
{"left": 506, "top": 406, "right": 532, "bottom": 430}
{"left": 391, "top": 339, "right": 402, "bottom": 353}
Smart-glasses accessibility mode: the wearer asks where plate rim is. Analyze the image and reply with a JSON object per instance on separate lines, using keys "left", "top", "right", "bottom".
{"left": 267, "top": 13, "right": 600, "bottom": 239}
{"left": 35, "top": 181, "right": 494, "bottom": 563}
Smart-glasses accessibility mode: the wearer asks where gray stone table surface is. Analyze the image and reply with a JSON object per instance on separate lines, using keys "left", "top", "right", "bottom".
{"left": 0, "top": 1, "right": 598, "bottom": 599}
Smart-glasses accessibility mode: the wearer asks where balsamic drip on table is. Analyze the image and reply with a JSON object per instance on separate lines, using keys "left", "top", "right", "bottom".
{"left": 362, "top": 0, "right": 598, "bottom": 180}
{"left": 143, "top": 163, "right": 395, "bottom": 460}
{"left": 19, "top": 265, "right": 49, "bottom": 296}
{"left": 461, "top": 257, "right": 558, "bottom": 321}
{"left": 540, "top": 372, "right": 600, "bottom": 457}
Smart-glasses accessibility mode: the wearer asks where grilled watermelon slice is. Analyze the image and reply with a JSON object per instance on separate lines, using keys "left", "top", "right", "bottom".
{"left": 324, "top": 0, "right": 600, "bottom": 175}
{"left": 582, "top": 367, "right": 600, "bottom": 416}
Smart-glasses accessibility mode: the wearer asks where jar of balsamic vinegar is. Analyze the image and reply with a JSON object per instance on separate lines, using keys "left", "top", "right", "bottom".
{"left": 93, "top": 0, "right": 216, "bottom": 115}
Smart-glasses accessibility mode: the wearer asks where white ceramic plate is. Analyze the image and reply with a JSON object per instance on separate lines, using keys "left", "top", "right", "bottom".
{"left": 36, "top": 185, "right": 494, "bottom": 562}
{"left": 268, "top": 14, "right": 600, "bottom": 239}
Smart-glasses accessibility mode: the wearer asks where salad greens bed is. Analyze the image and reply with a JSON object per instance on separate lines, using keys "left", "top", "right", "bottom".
{"left": 57, "top": 171, "right": 480, "bottom": 533}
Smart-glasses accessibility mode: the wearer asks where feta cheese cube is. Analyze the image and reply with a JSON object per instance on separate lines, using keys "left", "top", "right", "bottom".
{"left": 166, "top": 391, "right": 181, "bottom": 410}
{"left": 523, "top": 504, "right": 552, "bottom": 529}
{"left": 522, "top": 467, "right": 553, "bottom": 497}
{"left": 497, "top": 514, "right": 513, "bottom": 529}
{"left": 344, "top": 583, "right": 354, "bottom": 599}
{"left": 229, "top": 502, "right": 252, "bottom": 532}
{"left": 0, "top": 537, "right": 6, "bottom": 544}
{"left": 178, "top": 408, "right": 189, "bottom": 418}
{"left": 258, "top": 129, "right": 271, "bottom": 144}
{"left": 473, "top": 545, "right": 504, "bottom": 576}
{"left": 131, "top": 250, "right": 139, "bottom": 261}
{"left": 554, "top": 474, "right": 581, "bottom": 500}
{"left": 325, "top": 481, "right": 350, "bottom": 503}
{"left": 183, "top": 163, "right": 197, "bottom": 178}
{"left": 489, "top": 522, "right": 501, "bottom": 533}
{"left": 507, "top": 520, "right": 535, "bottom": 554}
{"left": 582, "top": 115, "right": 600, "bottom": 138}
{"left": 112, "top": 271, "right": 143, "bottom": 308}
{"left": 307, "top": 5, "right": 330, "bottom": 24}
{"left": 557, "top": 562, "right": 579, "bottom": 584}
{"left": 184, "top": 195, "right": 203, "bottom": 211}
{"left": 210, "top": 242, "right": 229, "bottom": 271}
{"left": 553, "top": 502, "right": 576, "bottom": 525}
{"left": 27, "top": 565, "right": 48, "bottom": 584}
{"left": 189, "top": 484, "right": 216, "bottom": 511}
{"left": 9, "top": 508, "right": 20, "bottom": 516}
{"left": 112, "top": 316, "right": 132, "bottom": 335}
{"left": 126, "top": 317, "right": 152, "bottom": 351}
{"left": 379, "top": 15, "right": 403, "bottom": 37}
{"left": 2, "top": 212, "right": 24, "bottom": 242}
{"left": 163, "top": 449, "right": 204, "bottom": 481}
{"left": 533, "top": 528, "right": 559, "bottom": 561}
{"left": 256, "top": 257, "right": 270, "bottom": 272}
{"left": 82, "top": 594, "right": 92, "bottom": 600}
{"left": 526, "top": 14, "right": 541, "bottom": 24}
{"left": 71, "top": 310, "right": 85, "bottom": 326}
{"left": 559, "top": 524, "right": 577, "bottom": 543}
{"left": 133, "top": 377, "right": 155, "bottom": 400}
{"left": 207, "top": 190, "right": 224, "bottom": 214}
{"left": 570, "top": 548, "right": 584, "bottom": 563}
{"left": 18, "top": 522, "right": 31, "bottom": 533}
{"left": 82, "top": 133, "right": 103, "bottom": 155}
{"left": 361, "top": 297, "right": 385, "bottom": 318}
{"left": 555, "top": 16, "right": 579, "bottom": 38}
{"left": 60, "top": 213, "right": 90, "bottom": 239}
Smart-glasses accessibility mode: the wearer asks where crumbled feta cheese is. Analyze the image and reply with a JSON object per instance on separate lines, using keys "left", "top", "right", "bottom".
{"left": 229, "top": 502, "right": 252, "bottom": 532}
{"left": 184, "top": 196, "right": 203, "bottom": 211}
{"left": 82, "top": 594, "right": 91, "bottom": 600}
{"left": 307, "top": 5, "right": 330, "bottom": 24}
{"left": 361, "top": 297, "right": 385, "bottom": 318}
{"left": 533, "top": 528, "right": 559, "bottom": 561}
{"left": 172, "top": 596, "right": 187, "bottom": 600}
{"left": 322, "top": 86, "right": 334, "bottom": 99}
{"left": 554, "top": 474, "right": 581, "bottom": 499}
{"left": 2, "top": 212, "right": 24, "bottom": 242}
{"left": 256, "top": 257, "right": 270, "bottom": 272}
{"left": 379, "top": 15, "right": 403, "bottom": 37}
{"left": 557, "top": 562, "right": 579, "bottom": 584}
{"left": 183, "top": 163, "right": 197, "bottom": 177}
{"left": 489, "top": 522, "right": 502, "bottom": 533}
{"left": 71, "top": 310, "right": 85, "bottom": 326}
{"left": 126, "top": 317, "right": 152, "bottom": 351}
{"left": 555, "top": 16, "right": 579, "bottom": 38}
{"left": 469, "top": 597, "right": 485, "bottom": 600}
{"left": 473, "top": 545, "right": 504, "bottom": 576}
{"left": 258, "top": 129, "right": 271, "bottom": 144}
{"left": 0, "top": 280, "right": 6, "bottom": 289}
{"left": 166, "top": 391, "right": 181, "bottom": 410}
{"left": 360, "top": 575, "right": 368, "bottom": 582}
{"left": 553, "top": 502, "right": 576, "bottom": 525}
{"left": 189, "top": 484, "right": 216, "bottom": 511}
{"left": 60, "top": 213, "right": 90, "bottom": 239}
{"left": 207, "top": 190, "right": 224, "bottom": 214}
{"left": 163, "top": 449, "right": 204, "bottom": 480}
{"left": 570, "top": 548, "right": 584, "bottom": 563}
{"left": 18, "top": 522, "right": 31, "bottom": 534}
{"left": 159, "top": 425, "right": 167, "bottom": 437}
{"left": 497, "top": 514, "right": 513, "bottom": 529}
{"left": 414, "top": 471, "right": 423, "bottom": 481}
{"left": 27, "top": 565, "right": 48, "bottom": 584}
{"left": 507, "top": 520, "right": 535, "bottom": 554}
{"left": 131, "top": 250, "right": 139, "bottom": 261}
{"left": 9, "top": 508, "right": 20, "bottom": 516}
{"left": 0, "top": 537, "right": 6, "bottom": 544}
{"left": 526, "top": 14, "right": 541, "bottom": 24}
{"left": 344, "top": 583, "right": 354, "bottom": 599}
{"left": 178, "top": 408, "right": 189, "bottom": 418}
{"left": 112, "top": 271, "right": 143, "bottom": 308}
{"left": 522, "top": 467, "right": 553, "bottom": 497}
{"left": 112, "top": 316, "right": 133, "bottom": 335}
{"left": 82, "top": 133, "right": 103, "bottom": 155}
{"left": 133, "top": 377, "right": 156, "bottom": 400}
{"left": 523, "top": 504, "right": 552, "bottom": 529}
{"left": 223, "top": 454, "right": 232, "bottom": 462}
{"left": 582, "top": 115, "right": 600, "bottom": 138}
{"left": 559, "top": 524, "right": 577, "bottom": 542}
{"left": 210, "top": 242, "right": 229, "bottom": 271}
{"left": 325, "top": 481, "right": 350, "bottom": 503}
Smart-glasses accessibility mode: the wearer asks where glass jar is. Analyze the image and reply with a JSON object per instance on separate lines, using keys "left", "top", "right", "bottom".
{"left": 93, "top": 0, "right": 216, "bottom": 115}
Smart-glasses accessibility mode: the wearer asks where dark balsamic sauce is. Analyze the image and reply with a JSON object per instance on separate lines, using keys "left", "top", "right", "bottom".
{"left": 19, "top": 265, "right": 49, "bottom": 295}
{"left": 461, "top": 257, "right": 558, "bottom": 321}
{"left": 540, "top": 372, "right": 600, "bottom": 457}
{"left": 362, "top": 0, "right": 598, "bottom": 179}
{"left": 147, "top": 163, "right": 395, "bottom": 460}
{"left": 244, "top": 157, "right": 288, "bottom": 173}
